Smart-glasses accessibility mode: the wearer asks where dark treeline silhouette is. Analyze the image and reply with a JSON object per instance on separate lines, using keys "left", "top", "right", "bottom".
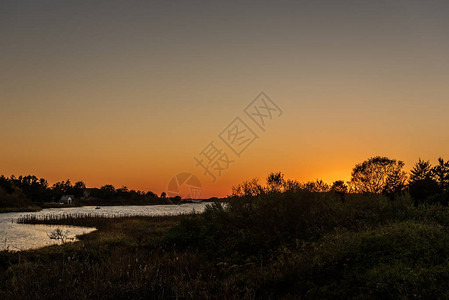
{"left": 232, "top": 156, "right": 449, "bottom": 206}
{"left": 0, "top": 175, "right": 164, "bottom": 209}
{"left": 2, "top": 155, "right": 449, "bottom": 210}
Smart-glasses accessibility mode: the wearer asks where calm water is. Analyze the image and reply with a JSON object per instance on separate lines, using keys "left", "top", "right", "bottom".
{"left": 0, "top": 203, "right": 208, "bottom": 251}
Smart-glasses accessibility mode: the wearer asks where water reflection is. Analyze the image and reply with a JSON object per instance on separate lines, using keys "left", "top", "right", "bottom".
{"left": 0, "top": 203, "right": 208, "bottom": 251}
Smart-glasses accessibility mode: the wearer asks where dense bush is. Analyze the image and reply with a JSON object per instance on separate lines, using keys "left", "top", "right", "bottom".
{"left": 5, "top": 190, "right": 449, "bottom": 298}
{"left": 161, "top": 191, "right": 449, "bottom": 298}
{"left": 164, "top": 191, "right": 412, "bottom": 260}
{"left": 260, "top": 221, "right": 449, "bottom": 299}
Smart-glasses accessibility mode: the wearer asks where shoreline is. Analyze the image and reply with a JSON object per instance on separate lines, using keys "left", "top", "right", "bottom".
{"left": 0, "top": 199, "right": 219, "bottom": 214}
{"left": 0, "top": 206, "right": 42, "bottom": 214}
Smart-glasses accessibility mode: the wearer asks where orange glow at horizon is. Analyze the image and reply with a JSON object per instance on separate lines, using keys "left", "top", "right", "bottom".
{"left": 1, "top": 1, "right": 449, "bottom": 198}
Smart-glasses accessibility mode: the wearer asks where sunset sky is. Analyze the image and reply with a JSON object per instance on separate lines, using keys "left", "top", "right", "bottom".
{"left": 1, "top": 0, "right": 449, "bottom": 198}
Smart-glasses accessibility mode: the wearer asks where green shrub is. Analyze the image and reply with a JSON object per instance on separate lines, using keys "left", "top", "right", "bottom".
{"left": 260, "top": 222, "right": 449, "bottom": 299}
{"left": 164, "top": 191, "right": 414, "bottom": 262}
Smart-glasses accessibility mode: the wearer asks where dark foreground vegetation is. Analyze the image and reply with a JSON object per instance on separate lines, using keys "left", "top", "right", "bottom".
{"left": 3, "top": 191, "right": 449, "bottom": 298}
{"left": 2, "top": 156, "right": 449, "bottom": 298}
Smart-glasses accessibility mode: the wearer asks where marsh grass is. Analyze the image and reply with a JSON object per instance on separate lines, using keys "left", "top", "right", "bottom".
{"left": 17, "top": 213, "right": 145, "bottom": 228}
{"left": 3, "top": 191, "right": 449, "bottom": 299}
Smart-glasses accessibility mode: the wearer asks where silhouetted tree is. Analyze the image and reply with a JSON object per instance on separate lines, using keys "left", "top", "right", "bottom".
{"left": 0, "top": 175, "right": 13, "bottom": 194}
{"left": 283, "top": 179, "right": 302, "bottom": 192}
{"left": 100, "top": 185, "right": 116, "bottom": 200}
{"left": 350, "top": 156, "right": 407, "bottom": 195}
{"left": 18, "top": 175, "right": 50, "bottom": 202}
{"left": 331, "top": 180, "right": 348, "bottom": 193}
{"left": 331, "top": 180, "right": 348, "bottom": 201}
{"left": 305, "top": 180, "right": 330, "bottom": 192}
{"left": 231, "top": 178, "right": 265, "bottom": 197}
{"left": 51, "top": 180, "right": 72, "bottom": 200}
{"left": 0, "top": 175, "right": 52, "bottom": 205}
{"left": 146, "top": 191, "right": 157, "bottom": 198}
{"left": 72, "top": 181, "right": 86, "bottom": 199}
{"left": 408, "top": 159, "right": 440, "bottom": 205}
{"left": 432, "top": 158, "right": 449, "bottom": 191}
{"left": 383, "top": 167, "right": 408, "bottom": 200}
{"left": 160, "top": 192, "right": 167, "bottom": 199}
{"left": 116, "top": 186, "right": 129, "bottom": 198}
{"left": 410, "top": 159, "right": 433, "bottom": 182}
{"left": 266, "top": 172, "right": 285, "bottom": 192}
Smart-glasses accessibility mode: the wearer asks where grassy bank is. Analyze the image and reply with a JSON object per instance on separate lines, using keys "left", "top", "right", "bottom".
{"left": 0, "top": 205, "right": 42, "bottom": 213}
{"left": 3, "top": 191, "right": 449, "bottom": 298}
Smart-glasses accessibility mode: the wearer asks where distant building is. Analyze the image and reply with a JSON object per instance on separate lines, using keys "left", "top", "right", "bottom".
{"left": 59, "top": 195, "right": 74, "bottom": 205}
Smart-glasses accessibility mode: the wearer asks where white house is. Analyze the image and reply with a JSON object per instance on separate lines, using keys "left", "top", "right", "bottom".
{"left": 59, "top": 195, "right": 74, "bottom": 205}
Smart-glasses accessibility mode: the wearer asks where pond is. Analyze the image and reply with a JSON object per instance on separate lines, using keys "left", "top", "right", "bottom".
{"left": 0, "top": 203, "right": 208, "bottom": 251}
